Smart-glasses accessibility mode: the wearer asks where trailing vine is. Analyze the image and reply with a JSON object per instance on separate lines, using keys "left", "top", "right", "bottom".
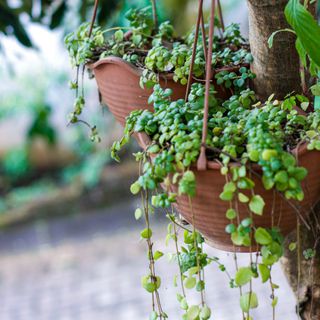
{"left": 64, "top": 2, "right": 320, "bottom": 319}
{"left": 65, "top": 7, "right": 253, "bottom": 137}
{"left": 111, "top": 81, "right": 320, "bottom": 318}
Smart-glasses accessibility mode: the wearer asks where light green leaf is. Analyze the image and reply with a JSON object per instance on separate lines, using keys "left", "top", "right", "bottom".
{"left": 149, "top": 311, "right": 158, "bottom": 320}
{"left": 258, "top": 264, "right": 271, "bottom": 283}
{"left": 134, "top": 208, "right": 143, "bottom": 220}
{"left": 272, "top": 296, "right": 278, "bottom": 308}
{"left": 226, "top": 208, "right": 237, "bottom": 220}
{"left": 255, "top": 228, "right": 272, "bottom": 245}
{"left": 200, "top": 305, "right": 211, "bottom": 320}
{"left": 231, "top": 231, "right": 245, "bottom": 246}
{"left": 154, "top": 251, "right": 164, "bottom": 260}
{"left": 224, "top": 181, "right": 237, "bottom": 193}
{"left": 188, "top": 266, "right": 199, "bottom": 276}
{"left": 141, "top": 228, "right": 153, "bottom": 239}
{"left": 187, "top": 305, "right": 200, "bottom": 320}
{"left": 114, "top": 29, "right": 124, "bottom": 42}
{"left": 184, "top": 276, "right": 196, "bottom": 289}
{"left": 235, "top": 267, "right": 254, "bottom": 286}
{"left": 285, "top": 0, "right": 320, "bottom": 68}
{"left": 180, "top": 298, "right": 188, "bottom": 310}
{"left": 311, "top": 83, "right": 320, "bottom": 96}
{"left": 141, "top": 276, "right": 156, "bottom": 293}
{"left": 240, "top": 292, "right": 259, "bottom": 313}
{"left": 249, "top": 195, "right": 265, "bottom": 215}
{"left": 130, "top": 182, "right": 141, "bottom": 195}
{"left": 238, "top": 193, "right": 249, "bottom": 203}
{"left": 289, "top": 242, "right": 297, "bottom": 251}
{"left": 220, "top": 191, "right": 234, "bottom": 201}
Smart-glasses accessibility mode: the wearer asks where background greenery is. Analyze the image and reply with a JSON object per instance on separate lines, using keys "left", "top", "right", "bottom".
{"left": 0, "top": 0, "right": 245, "bottom": 218}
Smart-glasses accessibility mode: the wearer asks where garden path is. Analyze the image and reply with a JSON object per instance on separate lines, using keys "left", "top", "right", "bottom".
{"left": 0, "top": 200, "right": 296, "bottom": 320}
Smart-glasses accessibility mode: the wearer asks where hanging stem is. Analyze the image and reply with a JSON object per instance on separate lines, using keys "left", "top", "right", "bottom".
{"left": 151, "top": 0, "right": 158, "bottom": 30}
{"left": 142, "top": 190, "right": 165, "bottom": 318}
{"left": 217, "top": 0, "right": 225, "bottom": 31}
{"left": 185, "top": 0, "right": 204, "bottom": 101}
{"left": 200, "top": 10, "right": 208, "bottom": 63}
{"left": 188, "top": 196, "right": 205, "bottom": 306}
{"left": 197, "top": 0, "right": 216, "bottom": 171}
{"left": 269, "top": 268, "right": 276, "bottom": 320}
{"left": 89, "top": 0, "right": 99, "bottom": 38}
{"left": 172, "top": 215, "right": 187, "bottom": 298}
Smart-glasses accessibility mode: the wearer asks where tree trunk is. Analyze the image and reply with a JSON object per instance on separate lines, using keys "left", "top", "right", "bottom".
{"left": 247, "top": 0, "right": 301, "bottom": 100}
{"left": 282, "top": 220, "right": 320, "bottom": 320}
{"left": 247, "top": 1, "right": 320, "bottom": 319}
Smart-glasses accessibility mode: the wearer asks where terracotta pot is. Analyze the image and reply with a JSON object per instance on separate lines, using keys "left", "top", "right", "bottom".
{"left": 90, "top": 57, "right": 235, "bottom": 127}
{"left": 90, "top": 57, "right": 188, "bottom": 127}
{"left": 137, "top": 133, "right": 320, "bottom": 252}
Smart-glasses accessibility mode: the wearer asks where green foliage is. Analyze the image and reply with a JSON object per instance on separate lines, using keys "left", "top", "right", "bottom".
{"left": 2, "top": 147, "right": 31, "bottom": 182}
{"left": 285, "top": 0, "right": 320, "bottom": 69}
{"left": 65, "top": 23, "right": 105, "bottom": 67}
{"left": 0, "top": 0, "right": 121, "bottom": 48}
{"left": 27, "top": 105, "right": 56, "bottom": 145}
{"left": 125, "top": 7, "right": 155, "bottom": 36}
{"left": 235, "top": 267, "right": 254, "bottom": 286}
{"left": 0, "top": 180, "right": 56, "bottom": 213}
{"left": 240, "top": 292, "right": 259, "bottom": 313}
{"left": 110, "top": 74, "right": 320, "bottom": 318}
{"left": 65, "top": 4, "right": 320, "bottom": 319}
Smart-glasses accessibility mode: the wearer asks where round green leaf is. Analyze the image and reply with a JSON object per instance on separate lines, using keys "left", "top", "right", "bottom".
{"left": 238, "top": 193, "right": 249, "bottom": 203}
{"left": 240, "top": 292, "right": 259, "bottom": 312}
{"left": 249, "top": 195, "right": 265, "bottom": 215}
{"left": 254, "top": 228, "right": 272, "bottom": 245}
{"left": 141, "top": 228, "right": 153, "bottom": 239}
{"left": 200, "top": 305, "right": 211, "bottom": 320}
{"left": 130, "top": 182, "right": 141, "bottom": 195}
{"left": 153, "top": 251, "right": 164, "bottom": 260}
{"left": 184, "top": 276, "right": 196, "bottom": 289}
{"left": 226, "top": 209, "right": 237, "bottom": 220}
{"left": 135, "top": 208, "right": 143, "bottom": 220}
{"left": 187, "top": 305, "right": 200, "bottom": 320}
{"left": 235, "top": 267, "right": 254, "bottom": 286}
{"left": 258, "top": 264, "right": 270, "bottom": 283}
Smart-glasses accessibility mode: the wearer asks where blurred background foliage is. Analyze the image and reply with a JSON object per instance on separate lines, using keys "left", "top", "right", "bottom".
{"left": 0, "top": 0, "right": 247, "bottom": 49}
{"left": 0, "top": 0, "right": 246, "bottom": 223}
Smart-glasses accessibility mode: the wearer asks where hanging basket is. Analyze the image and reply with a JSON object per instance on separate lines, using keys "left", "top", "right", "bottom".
{"left": 134, "top": 0, "right": 320, "bottom": 253}
{"left": 137, "top": 133, "right": 320, "bottom": 252}
{"left": 89, "top": 57, "right": 237, "bottom": 127}
{"left": 90, "top": 57, "right": 189, "bottom": 127}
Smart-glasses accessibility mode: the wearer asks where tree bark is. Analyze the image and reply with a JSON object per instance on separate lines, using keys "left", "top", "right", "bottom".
{"left": 247, "top": 0, "right": 301, "bottom": 100}
{"left": 247, "top": 1, "right": 320, "bottom": 319}
{"left": 282, "top": 221, "right": 320, "bottom": 320}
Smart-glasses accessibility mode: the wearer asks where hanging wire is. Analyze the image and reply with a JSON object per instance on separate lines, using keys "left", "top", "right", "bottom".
{"left": 185, "top": 0, "right": 205, "bottom": 101}
{"left": 197, "top": 0, "right": 216, "bottom": 171}
{"left": 217, "top": 0, "right": 225, "bottom": 32}
{"left": 89, "top": 0, "right": 100, "bottom": 37}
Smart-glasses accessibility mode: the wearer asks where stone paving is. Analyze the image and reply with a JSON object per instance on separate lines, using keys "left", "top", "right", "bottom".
{"left": 0, "top": 200, "right": 297, "bottom": 320}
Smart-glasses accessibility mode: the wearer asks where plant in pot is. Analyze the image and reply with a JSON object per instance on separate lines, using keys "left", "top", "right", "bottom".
{"left": 65, "top": 0, "right": 254, "bottom": 129}
{"left": 66, "top": 0, "right": 320, "bottom": 319}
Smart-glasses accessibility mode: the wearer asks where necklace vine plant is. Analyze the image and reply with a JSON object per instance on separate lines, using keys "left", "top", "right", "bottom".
{"left": 65, "top": 0, "right": 320, "bottom": 319}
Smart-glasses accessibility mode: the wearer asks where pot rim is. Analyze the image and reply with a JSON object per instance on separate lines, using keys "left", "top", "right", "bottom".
{"left": 136, "top": 132, "right": 309, "bottom": 172}
{"left": 88, "top": 56, "right": 243, "bottom": 82}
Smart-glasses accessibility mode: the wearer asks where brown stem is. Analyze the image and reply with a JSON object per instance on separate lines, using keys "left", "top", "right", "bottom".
{"left": 197, "top": 0, "right": 216, "bottom": 171}
{"left": 185, "top": 0, "right": 204, "bottom": 101}
{"left": 150, "top": 0, "right": 158, "bottom": 30}
{"left": 89, "top": 0, "right": 99, "bottom": 38}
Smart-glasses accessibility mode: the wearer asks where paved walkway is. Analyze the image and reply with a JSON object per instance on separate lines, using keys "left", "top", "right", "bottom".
{"left": 0, "top": 200, "right": 297, "bottom": 320}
